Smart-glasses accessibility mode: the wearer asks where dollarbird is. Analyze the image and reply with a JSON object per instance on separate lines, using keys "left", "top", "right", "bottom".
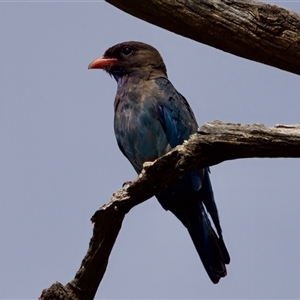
{"left": 88, "top": 41, "right": 230, "bottom": 283}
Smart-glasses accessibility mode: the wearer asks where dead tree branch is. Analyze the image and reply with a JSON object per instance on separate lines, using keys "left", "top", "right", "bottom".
{"left": 39, "top": 121, "right": 300, "bottom": 300}
{"left": 105, "top": 0, "right": 300, "bottom": 76}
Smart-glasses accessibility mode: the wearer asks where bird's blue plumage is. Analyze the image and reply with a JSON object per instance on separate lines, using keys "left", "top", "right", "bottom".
{"left": 89, "top": 41, "right": 230, "bottom": 283}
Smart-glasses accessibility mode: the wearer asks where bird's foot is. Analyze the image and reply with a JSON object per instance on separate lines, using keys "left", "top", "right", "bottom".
{"left": 275, "top": 124, "right": 297, "bottom": 128}
{"left": 122, "top": 180, "right": 137, "bottom": 188}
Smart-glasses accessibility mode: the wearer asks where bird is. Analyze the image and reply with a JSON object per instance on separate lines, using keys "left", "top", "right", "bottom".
{"left": 88, "top": 41, "right": 230, "bottom": 283}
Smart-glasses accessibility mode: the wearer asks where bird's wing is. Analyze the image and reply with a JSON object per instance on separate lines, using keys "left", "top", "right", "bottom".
{"left": 154, "top": 77, "right": 230, "bottom": 263}
{"left": 154, "top": 77, "right": 203, "bottom": 190}
{"left": 154, "top": 77, "right": 198, "bottom": 147}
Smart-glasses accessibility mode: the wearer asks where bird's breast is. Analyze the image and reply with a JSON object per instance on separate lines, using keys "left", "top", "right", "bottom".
{"left": 114, "top": 86, "right": 170, "bottom": 172}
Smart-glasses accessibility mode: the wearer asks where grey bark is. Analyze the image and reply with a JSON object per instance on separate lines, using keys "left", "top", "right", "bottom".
{"left": 106, "top": 0, "right": 300, "bottom": 76}
{"left": 39, "top": 121, "right": 300, "bottom": 300}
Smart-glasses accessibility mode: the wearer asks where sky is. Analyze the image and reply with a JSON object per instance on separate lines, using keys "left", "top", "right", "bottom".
{"left": 1, "top": 1, "right": 300, "bottom": 299}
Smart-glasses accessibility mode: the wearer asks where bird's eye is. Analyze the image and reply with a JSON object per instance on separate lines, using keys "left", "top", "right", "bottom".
{"left": 121, "top": 46, "right": 133, "bottom": 56}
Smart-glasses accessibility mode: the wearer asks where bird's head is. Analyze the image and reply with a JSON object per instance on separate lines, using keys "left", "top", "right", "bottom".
{"left": 88, "top": 41, "right": 167, "bottom": 83}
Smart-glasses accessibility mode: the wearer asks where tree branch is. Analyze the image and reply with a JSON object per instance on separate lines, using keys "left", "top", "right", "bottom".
{"left": 39, "top": 121, "right": 300, "bottom": 300}
{"left": 105, "top": 0, "right": 300, "bottom": 76}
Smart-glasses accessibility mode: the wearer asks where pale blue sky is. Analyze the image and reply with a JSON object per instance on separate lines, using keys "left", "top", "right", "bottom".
{"left": 1, "top": 1, "right": 300, "bottom": 299}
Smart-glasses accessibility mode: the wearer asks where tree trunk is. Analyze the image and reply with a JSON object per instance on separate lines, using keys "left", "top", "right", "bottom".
{"left": 106, "top": 0, "right": 300, "bottom": 76}
{"left": 39, "top": 121, "right": 300, "bottom": 300}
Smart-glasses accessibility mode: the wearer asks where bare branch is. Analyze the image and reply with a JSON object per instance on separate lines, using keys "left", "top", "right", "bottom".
{"left": 105, "top": 0, "right": 300, "bottom": 76}
{"left": 39, "top": 121, "right": 300, "bottom": 300}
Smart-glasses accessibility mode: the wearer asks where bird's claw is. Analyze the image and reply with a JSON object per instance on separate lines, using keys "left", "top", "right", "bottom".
{"left": 122, "top": 180, "right": 137, "bottom": 188}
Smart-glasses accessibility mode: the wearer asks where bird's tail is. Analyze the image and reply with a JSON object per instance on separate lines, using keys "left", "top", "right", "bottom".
{"left": 183, "top": 201, "right": 230, "bottom": 284}
{"left": 156, "top": 171, "right": 230, "bottom": 284}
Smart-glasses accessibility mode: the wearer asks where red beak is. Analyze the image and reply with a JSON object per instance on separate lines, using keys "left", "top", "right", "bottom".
{"left": 88, "top": 56, "right": 118, "bottom": 69}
